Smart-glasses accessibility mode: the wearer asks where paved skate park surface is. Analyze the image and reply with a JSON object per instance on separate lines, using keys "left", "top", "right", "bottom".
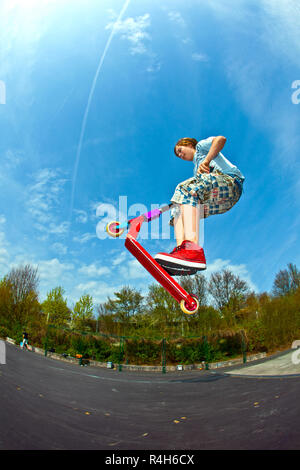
{"left": 1, "top": 342, "right": 300, "bottom": 450}
{"left": 226, "top": 349, "right": 300, "bottom": 378}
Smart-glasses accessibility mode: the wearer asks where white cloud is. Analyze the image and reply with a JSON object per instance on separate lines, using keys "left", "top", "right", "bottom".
{"left": 118, "top": 258, "right": 151, "bottom": 280}
{"left": 191, "top": 52, "right": 209, "bottom": 62}
{"left": 73, "top": 232, "right": 97, "bottom": 244}
{"left": 74, "top": 280, "right": 123, "bottom": 304}
{"left": 202, "top": 258, "right": 258, "bottom": 293}
{"left": 167, "top": 11, "right": 186, "bottom": 28}
{"left": 37, "top": 258, "right": 74, "bottom": 282}
{"left": 182, "top": 38, "right": 192, "bottom": 45}
{"left": 48, "top": 222, "right": 70, "bottom": 235}
{"left": 4, "top": 255, "right": 75, "bottom": 301}
{"left": 112, "top": 251, "right": 127, "bottom": 266}
{"left": 78, "top": 263, "right": 110, "bottom": 277}
{"left": 105, "top": 10, "right": 161, "bottom": 74}
{"left": 26, "top": 168, "right": 69, "bottom": 235}
{"left": 0, "top": 247, "right": 9, "bottom": 263}
{"left": 51, "top": 242, "right": 68, "bottom": 255}
{"left": 106, "top": 13, "right": 151, "bottom": 56}
{"left": 166, "top": 9, "right": 209, "bottom": 62}
{"left": 74, "top": 209, "right": 88, "bottom": 224}
{"left": 146, "top": 60, "right": 161, "bottom": 73}
{"left": 3, "top": 149, "right": 22, "bottom": 169}
{"left": 0, "top": 231, "right": 9, "bottom": 266}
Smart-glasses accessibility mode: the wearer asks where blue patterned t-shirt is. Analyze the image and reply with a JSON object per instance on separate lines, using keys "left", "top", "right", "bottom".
{"left": 194, "top": 137, "right": 245, "bottom": 182}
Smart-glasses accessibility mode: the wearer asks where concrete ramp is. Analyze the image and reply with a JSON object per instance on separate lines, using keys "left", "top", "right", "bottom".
{"left": 227, "top": 349, "right": 300, "bottom": 377}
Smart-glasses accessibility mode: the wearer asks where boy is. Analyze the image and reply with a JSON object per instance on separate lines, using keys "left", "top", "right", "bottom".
{"left": 154, "top": 136, "right": 244, "bottom": 275}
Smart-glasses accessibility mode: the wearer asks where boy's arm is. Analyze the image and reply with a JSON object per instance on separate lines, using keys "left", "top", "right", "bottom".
{"left": 197, "top": 136, "right": 227, "bottom": 174}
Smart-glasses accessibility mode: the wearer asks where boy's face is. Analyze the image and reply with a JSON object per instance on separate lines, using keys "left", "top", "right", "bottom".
{"left": 175, "top": 144, "right": 195, "bottom": 161}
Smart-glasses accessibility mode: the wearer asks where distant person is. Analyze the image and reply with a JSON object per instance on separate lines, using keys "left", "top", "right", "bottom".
{"left": 21, "top": 331, "right": 29, "bottom": 349}
{"left": 154, "top": 136, "right": 245, "bottom": 274}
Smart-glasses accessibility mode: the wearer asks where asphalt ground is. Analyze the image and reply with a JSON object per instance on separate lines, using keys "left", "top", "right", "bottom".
{"left": 1, "top": 342, "right": 300, "bottom": 450}
{"left": 228, "top": 348, "right": 300, "bottom": 378}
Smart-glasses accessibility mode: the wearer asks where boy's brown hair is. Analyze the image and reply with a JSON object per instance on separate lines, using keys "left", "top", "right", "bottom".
{"left": 174, "top": 137, "right": 198, "bottom": 156}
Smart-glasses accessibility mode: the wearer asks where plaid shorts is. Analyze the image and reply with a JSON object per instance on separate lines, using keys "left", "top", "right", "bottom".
{"left": 170, "top": 171, "right": 243, "bottom": 225}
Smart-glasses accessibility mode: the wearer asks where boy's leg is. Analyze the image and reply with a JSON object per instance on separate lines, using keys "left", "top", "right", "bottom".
{"left": 154, "top": 202, "right": 206, "bottom": 272}
{"left": 173, "top": 204, "right": 201, "bottom": 246}
{"left": 181, "top": 204, "right": 200, "bottom": 245}
{"left": 173, "top": 209, "right": 185, "bottom": 246}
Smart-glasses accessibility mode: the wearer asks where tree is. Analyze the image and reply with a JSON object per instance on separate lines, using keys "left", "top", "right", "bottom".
{"left": 6, "top": 264, "right": 40, "bottom": 327}
{"left": 7, "top": 264, "right": 39, "bottom": 305}
{"left": 208, "top": 269, "right": 250, "bottom": 313}
{"left": 104, "top": 286, "right": 144, "bottom": 322}
{"left": 145, "top": 284, "right": 181, "bottom": 329}
{"left": 41, "top": 286, "right": 71, "bottom": 327}
{"left": 72, "top": 294, "right": 94, "bottom": 331}
{"left": 0, "top": 278, "right": 14, "bottom": 329}
{"left": 96, "top": 303, "right": 117, "bottom": 335}
{"left": 180, "top": 272, "right": 208, "bottom": 306}
{"left": 272, "top": 263, "right": 300, "bottom": 297}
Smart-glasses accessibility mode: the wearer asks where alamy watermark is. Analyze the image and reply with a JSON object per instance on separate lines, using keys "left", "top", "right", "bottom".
{"left": 0, "top": 340, "right": 6, "bottom": 364}
{"left": 291, "top": 340, "right": 300, "bottom": 365}
{"left": 291, "top": 80, "right": 300, "bottom": 104}
{"left": 95, "top": 195, "right": 205, "bottom": 244}
{"left": 0, "top": 80, "right": 6, "bottom": 104}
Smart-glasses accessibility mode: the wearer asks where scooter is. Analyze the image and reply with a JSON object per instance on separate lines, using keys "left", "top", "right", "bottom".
{"left": 106, "top": 204, "right": 199, "bottom": 315}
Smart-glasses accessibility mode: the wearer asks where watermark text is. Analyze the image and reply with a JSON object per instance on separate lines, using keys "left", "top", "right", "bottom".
{"left": 0, "top": 340, "right": 6, "bottom": 364}
{"left": 291, "top": 80, "right": 300, "bottom": 104}
{"left": 291, "top": 340, "right": 300, "bottom": 365}
{"left": 95, "top": 196, "right": 205, "bottom": 244}
{"left": 0, "top": 80, "right": 6, "bottom": 104}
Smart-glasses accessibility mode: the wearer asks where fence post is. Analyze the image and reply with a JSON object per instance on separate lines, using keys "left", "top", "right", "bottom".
{"left": 44, "top": 326, "right": 49, "bottom": 357}
{"left": 118, "top": 336, "right": 124, "bottom": 372}
{"left": 162, "top": 338, "right": 166, "bottom": 374}
{"left": 203, "top": 335, "right": 209, "bottom": 370}
{"left": 241, "top": 331, "right": 247, "bottom": 364}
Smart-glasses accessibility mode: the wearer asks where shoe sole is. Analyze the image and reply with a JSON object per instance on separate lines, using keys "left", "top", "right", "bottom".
{"left": 155, "top": 259, "right": 205, "bottom": 276}
{"left": 154, "top": 254, "right": 207, "bottom": 270}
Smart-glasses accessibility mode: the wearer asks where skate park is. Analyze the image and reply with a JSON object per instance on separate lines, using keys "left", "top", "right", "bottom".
{"left": 1, "top": 341, "right": 300, "bottom": 450}
{"left": 1, "top": 0, "right": 300, "bottom": 455}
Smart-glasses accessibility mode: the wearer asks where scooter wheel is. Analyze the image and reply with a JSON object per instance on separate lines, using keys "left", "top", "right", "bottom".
{"left": 180, "top": 295, "right": 199, "bottom": 315}
{"left": 106, "top": 221, "right": 124, "bottom": 238}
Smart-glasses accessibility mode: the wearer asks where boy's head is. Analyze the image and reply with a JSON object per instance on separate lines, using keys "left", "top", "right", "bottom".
{"left": 174, "top": 137, "right": 197, "bottom": 161}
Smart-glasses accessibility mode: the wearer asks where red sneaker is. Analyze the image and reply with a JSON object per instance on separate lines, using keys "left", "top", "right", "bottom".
{"left": 154, "top": 240, "right": 206, "bottom": 271}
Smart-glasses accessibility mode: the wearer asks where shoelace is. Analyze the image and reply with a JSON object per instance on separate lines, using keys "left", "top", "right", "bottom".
{"left": 171, "top": 242, "right": 188, "bottom": 254}
{"left": 171, "top": 241, "right": 200, "bottom": 254}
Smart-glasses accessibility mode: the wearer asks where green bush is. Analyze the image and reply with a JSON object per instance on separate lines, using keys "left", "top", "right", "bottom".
{"left": 245, "top": 320, "right": 267, "bottom": 352}
{"left": 9, "top": 324, "right": 24, "bottom": 346}
{"left": 217, "top": 333, "right": 242, "bottom": 357}
{"left": 44, "top": 327, "right": 71, "bottom": 354}
{"left": 0, "top": 325, "right": 9, "bottom": 339}
{"left": 88, "top": 337, "right": 114, "bottom": 362}
{"left": 125, "top": 339, "right": 161, "bottom": 365}
{"left": 108, "top": 345, "right": 122, "bottom": 364}
{"left": 167, "top": 338, "right": 224, "bottom": 364}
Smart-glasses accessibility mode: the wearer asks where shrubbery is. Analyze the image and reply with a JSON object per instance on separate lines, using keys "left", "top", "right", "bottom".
{"left": 1, "top": 263, "right": 300, "bottom": 366}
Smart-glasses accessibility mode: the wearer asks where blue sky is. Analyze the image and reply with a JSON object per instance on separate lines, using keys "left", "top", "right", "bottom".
{"left": 0, "top": 0, "right": 299, "bottom": 310}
